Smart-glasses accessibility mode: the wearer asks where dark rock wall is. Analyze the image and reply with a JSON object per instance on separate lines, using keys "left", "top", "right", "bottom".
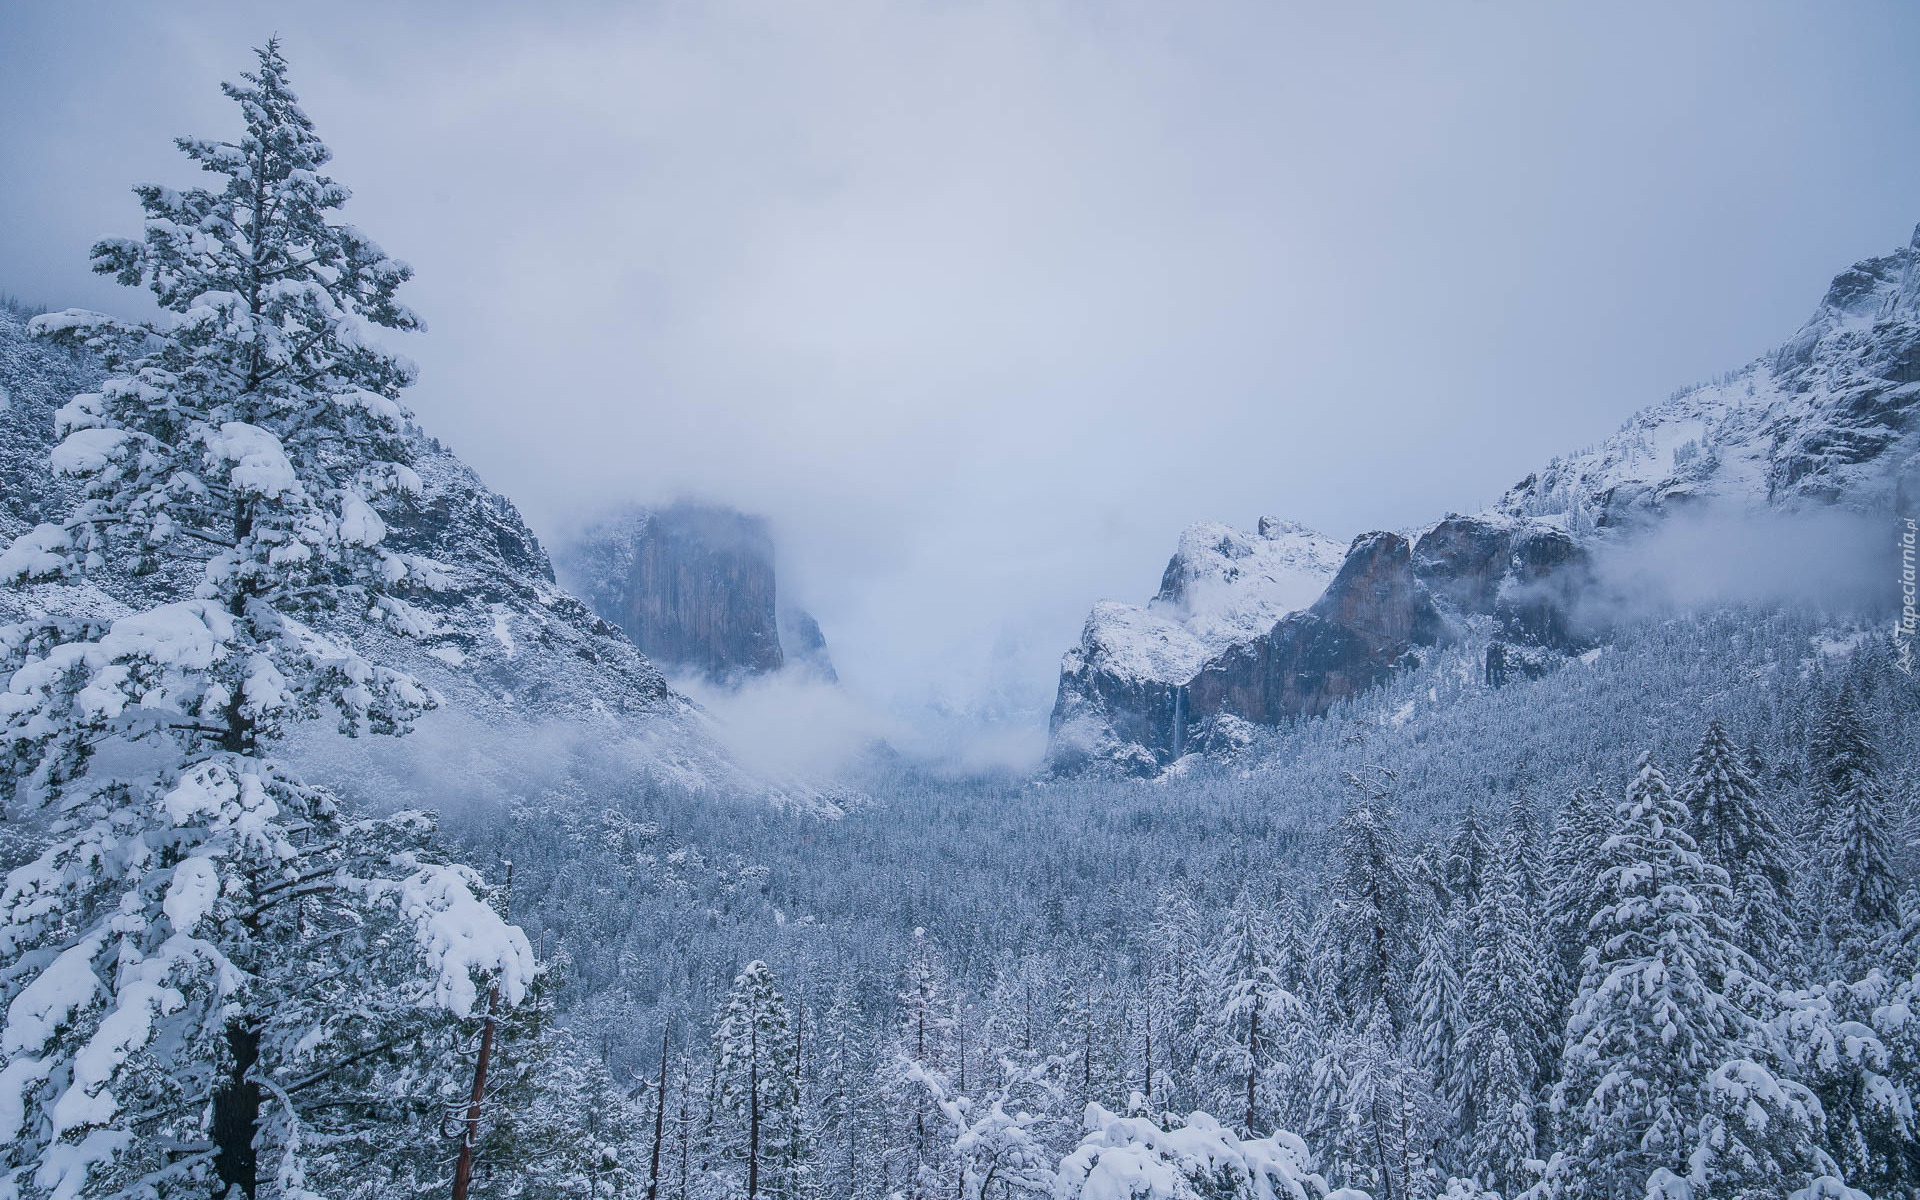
{"left": 1187, "top": 532, "right": 1446, "bottom": 727}
{"left": 1045, "top": 660, "right": 1183, "bottom": 777}
{"left": 566, "top": 505, "right": 784, "bottom": 681}
{"left": 1410, "top": 517, "right": 1591, "bottom": 652}
{"left": 560, "top": 503, "right": 835, "bottom": 685}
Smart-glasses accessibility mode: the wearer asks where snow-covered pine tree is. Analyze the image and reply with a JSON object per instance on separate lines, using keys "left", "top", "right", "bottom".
{"left": 1146, "top": 889, "right": 1207, "bottom": 1113}
{"left": 1679, "top": 719, "right": 1800, "bottom": 973}
{"left": 1410, "top": 913, "right": 1472, "bottom": 1170}
{"left": 979, "top": 955, "right": 1068, "bottom": 1156}
{"left": 1411, "top": 841, "right": 1453, "bottom": 923}
{"left": 944, "top": 1090, "right": 1055, "bottom": 1200}
{"left": 0, "top": 42, "right": 531, "bottom": 1200}
{"left": 1554, "top": 753, "right": 1757, "bottom": 1199}
{"left": 1305, "top": 1020, "right": 1359, "bottom": 1186}
{"left": 1463, "top": 805, "right": 1551, "bottom": 1189}
{"left": 1771, "top": 970, "right": 1920, "bottom": 1195}
{"left": 1196, "top": 900, "right": 1307, "bottom": 1138}
{"left": 883, "top": 933, "right": 955, "bottom": 1200}
{"left": 1329, "top": 997, "right": 1438, "bottom": 1200}
{"left": 1444, "top": 804, "right": 1496, "bottom": 920}
{"left": 712, "top": 960, "right": 806, "bottom": 1200}
{"left": 1463, "top": 856, "right": 1550, "bottom": 1106}
{"left": 1316, "top": 796, "right": 1418, "bottom": 1033}
{"left": 1468, "top": 1025, "right": 1535, "bottom": 1198}
{"left": 1501, "top": 794, "right": 1546, "bottom": 915}
{"left": 1806, "top": 694, "right": 1900, "bottom": 976}
{"left": 1543, "top": 785, "right": 1609, "bottom": 1035}
{"left": 813, "top": 984, "right": 879, "bottom": 1200}
{"left": 1053, "top": 980, "right": 1100, "bottom": 1128}
{"left": 1684, "top": 1059, "right": 1853, "bottom": 1200}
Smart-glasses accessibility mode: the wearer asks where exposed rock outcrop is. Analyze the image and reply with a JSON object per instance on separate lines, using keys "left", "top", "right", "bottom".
{"left": 1186, "top": 531, "right": 1447, "bottom": 727}
{"left": 778, "top": 605, "right": 838, "bottom": 683}
{"left": 557, "top": 502, "right": 835, "bottom": 685}
{"left": 1410, "top": 514, "right": 1592, "bottom": 671}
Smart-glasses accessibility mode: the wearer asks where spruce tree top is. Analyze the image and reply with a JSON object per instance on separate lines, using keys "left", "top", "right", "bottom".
{"left": 2, "top": 41, "right": 443, "bottom": 802}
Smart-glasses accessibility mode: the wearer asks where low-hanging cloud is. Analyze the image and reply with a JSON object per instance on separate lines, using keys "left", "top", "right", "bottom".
{"left": 671, "top": 667, "right": 1048, "bottom": 781}
{"left": 1579, "top": 503, "right": 1892, "bottom": 626}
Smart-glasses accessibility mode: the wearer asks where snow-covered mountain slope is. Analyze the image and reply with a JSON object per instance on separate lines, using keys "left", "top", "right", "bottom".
{"left": 1503, "top": 223, "right": 1920, "bottom": 527}
{"left": 1149, "top": 517, "right": 1349, "bottom": 660}
{"left": 0, "top": 303, "right": 834, "bottom": 809}
{"left": 1049, "top": 224, "right": 1920, "bottom": 777}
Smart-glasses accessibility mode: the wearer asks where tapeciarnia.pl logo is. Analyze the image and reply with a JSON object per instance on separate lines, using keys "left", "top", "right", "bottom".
{"left": 1900, "top": 517, "right": 1916, "bottom": 675}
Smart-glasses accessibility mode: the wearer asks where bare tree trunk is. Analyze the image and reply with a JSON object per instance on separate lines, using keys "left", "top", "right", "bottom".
{"left": 1142, "top": 1004, "right": 1154, "bottom": 1105}
{"left": 212, "top": 1021, "right": 262, "bottom": 1199}
{"left": 647, "top": 1029, "right": 669, "bottom": 1200}
{"left": 1245, "top": 1006, "right": 1259, "bottom": 1135}
{"left": 450, "top": 986, "right": 500, "bottom": 1200}
{"left": 748, "top": 1021, "right": 761, "bottom": 1200}
{"left": 677, "top": 1055, "right": 693, "bottom": 1200}
{"left": 1082, "top": 987, "right": 1093, "bottom": 1107}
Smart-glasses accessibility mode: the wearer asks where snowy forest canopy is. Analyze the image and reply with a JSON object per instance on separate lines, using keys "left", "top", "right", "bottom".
{"left": 0, "top": 41, "right": 1917, "bottom": 1200}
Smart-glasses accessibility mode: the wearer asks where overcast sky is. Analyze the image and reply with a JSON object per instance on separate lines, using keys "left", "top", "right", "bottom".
{"left": 4, "top": 1, "right": 1918, "bottom": 732}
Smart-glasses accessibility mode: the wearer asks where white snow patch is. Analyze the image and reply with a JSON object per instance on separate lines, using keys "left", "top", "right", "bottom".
{"left": 1056, "top": 1104, "right": 1345, "bottom": 1200}
{"left": 162, "top": 858, "right": 220, "bottom": 932}
{"left": 1812, "top": 632, "right": 1866, "bottom": 659}
{"left": 2, "top": 935, "right": 104, "bottom": 1055}
{"left": 206, "top": 422, "right": 298, "bottom": 499}
{"left": 49, "top": 428, "right": 131, "bottom": 476}
{"left": 366, "top": 853, "right": 535, "bottom": 1019}
{"left": 0, "top": 524, "right": 72, "bottom": 583}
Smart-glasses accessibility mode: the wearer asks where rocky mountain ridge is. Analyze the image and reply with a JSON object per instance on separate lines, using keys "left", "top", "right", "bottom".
{"left": 1046, "top": 224, "right": 1920, "bottom": 776}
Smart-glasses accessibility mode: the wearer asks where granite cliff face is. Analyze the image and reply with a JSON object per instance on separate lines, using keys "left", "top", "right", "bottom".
{"left": 1411, "top": 515, "right": 1591, "bottom": 662}
{"left": 1047, "top": 224, "right": 1920, "bottom": 776}
{"left": 777, "top": 605, "right": 839, "bottom": 683}
{"left": 1185, "top": 531, "right": 1447, "bottom": 731}
{"left": 557, "top": 503, "right": 835, "bottom": 685}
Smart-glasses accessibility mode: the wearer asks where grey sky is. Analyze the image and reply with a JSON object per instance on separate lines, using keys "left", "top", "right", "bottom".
{"left": 4, "top": 1, "right": 1918, "bottom": 736}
